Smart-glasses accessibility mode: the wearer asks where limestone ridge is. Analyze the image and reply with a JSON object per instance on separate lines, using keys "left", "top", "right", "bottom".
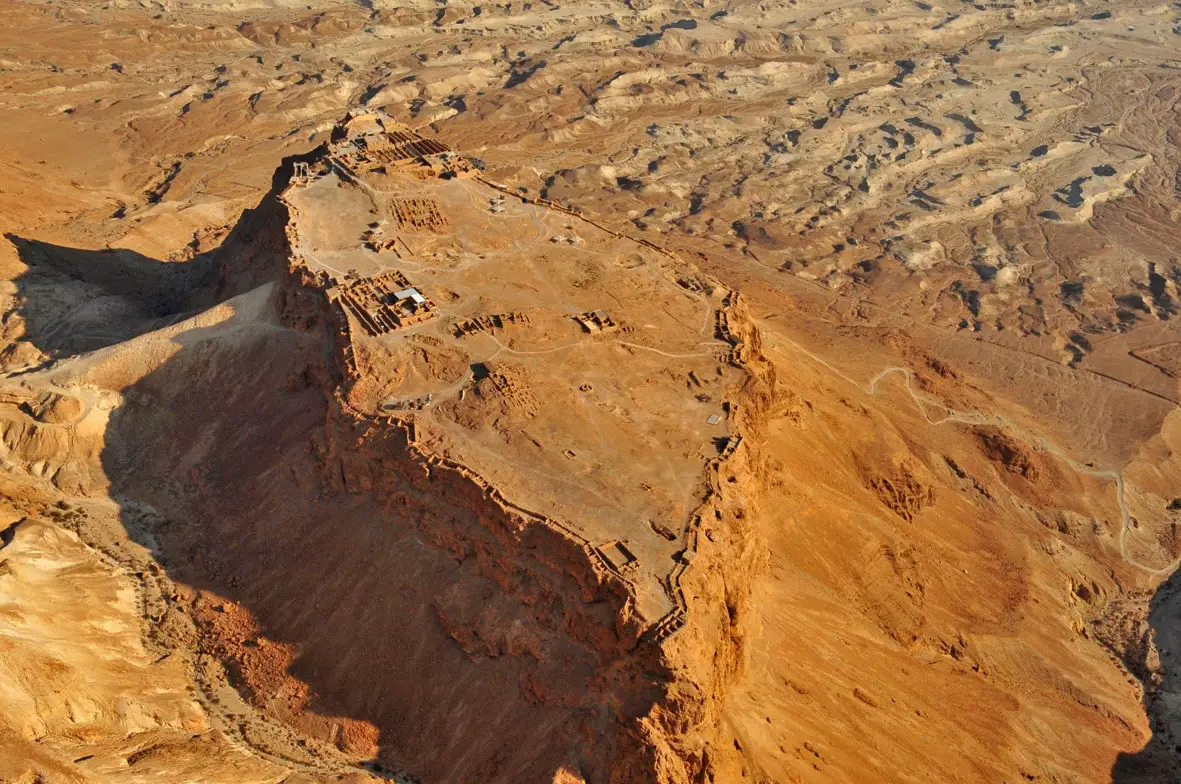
{"left": 212, "top": 113, "right": 776, "bottom": 781}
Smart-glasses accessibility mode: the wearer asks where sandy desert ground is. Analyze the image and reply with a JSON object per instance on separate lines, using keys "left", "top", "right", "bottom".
{"left": 1, "top": 0, "right": 1180, "bottom": 782}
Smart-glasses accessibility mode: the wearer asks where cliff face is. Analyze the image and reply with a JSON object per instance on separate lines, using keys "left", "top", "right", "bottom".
{"left": 636, "top": 292, "right": 777, "bottom": 782}
{"left": 310, "top": 402, "right": 666, "bottom": 781}
{"left": 305, "top": 293, "right": 776, "bottom": 783}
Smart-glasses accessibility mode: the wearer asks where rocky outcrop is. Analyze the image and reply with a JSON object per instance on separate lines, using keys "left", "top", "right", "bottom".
{"left": 0, "top": 150, "right": 775, "bottom": 783}
{"left": 237, "top": 151, "right": 779, "bottom": 781}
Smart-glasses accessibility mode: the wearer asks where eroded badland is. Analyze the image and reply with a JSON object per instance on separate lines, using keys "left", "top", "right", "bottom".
{"left": 1, "top": 1, "right": 1180, "bottom": 783}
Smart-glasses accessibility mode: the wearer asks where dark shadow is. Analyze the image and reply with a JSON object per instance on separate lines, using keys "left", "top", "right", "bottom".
{"left": 1, "top": 144, "right": 317, "bottom": 364}
{"left": 7, "top": 157, "right": 658, "bottom": 784}
{"left": 3, "top": 233, "right": 218, "bottom": 359}
{"left": 1112, "top": 567, "right": 1181, "bottom": 783}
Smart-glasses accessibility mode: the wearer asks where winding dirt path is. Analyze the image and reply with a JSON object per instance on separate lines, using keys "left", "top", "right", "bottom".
{"left": 778, "top": 336, "right": 1179, "bottom": 577}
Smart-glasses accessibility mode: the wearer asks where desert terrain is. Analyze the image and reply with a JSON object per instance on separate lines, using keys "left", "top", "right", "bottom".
{"left": 0, "top": 0, "right": 1179, "bottom": 782}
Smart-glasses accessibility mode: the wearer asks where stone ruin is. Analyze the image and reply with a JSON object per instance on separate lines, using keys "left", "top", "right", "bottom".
{"left": 331, "top": 270, "right": 437, "bottom": 337}
{"left": 452, "top": 311, "right": 530, "bottom": 338}
{"left": 329, "top": 110, "right": 477, "bottom": 182}
{"left": 574, "top": 309, "right": 618, "bottom": 333}
{"left": 392, "top": 197, "right": 450, "bottom": 233}
{"left": 597, "top": 539, "right": 641, "bottom": 576}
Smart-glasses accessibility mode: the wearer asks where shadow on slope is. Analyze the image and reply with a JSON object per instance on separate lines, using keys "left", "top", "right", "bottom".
{"left": 3, "top": 234, "right": 218, "bottom": 359}
{"left": 103, "top": 302, "right": 609, "bottom": 781}
{"left": 1112, "top": 568, "right": 1181, "bottom": 784}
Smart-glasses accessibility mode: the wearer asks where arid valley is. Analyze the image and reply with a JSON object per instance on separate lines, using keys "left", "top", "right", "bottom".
{"left": 1, "top": 1, "right": 1180, "bottom": 782}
